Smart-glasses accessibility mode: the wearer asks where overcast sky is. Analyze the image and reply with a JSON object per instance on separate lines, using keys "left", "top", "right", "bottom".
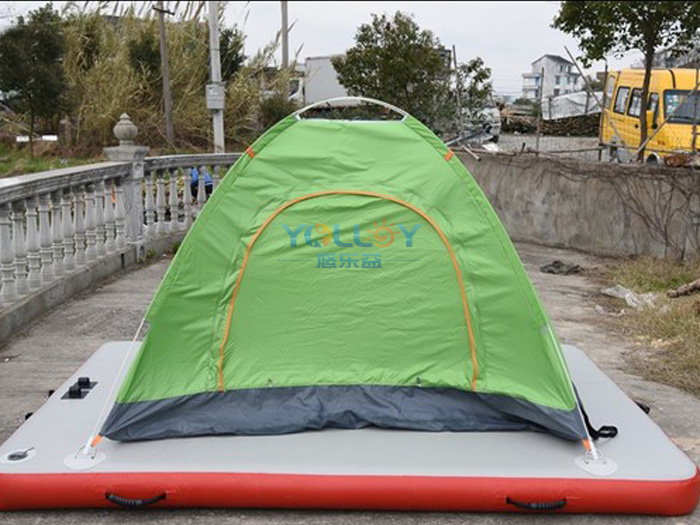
{"left": 2, "top": 1, "right": 641, "bottom": 97}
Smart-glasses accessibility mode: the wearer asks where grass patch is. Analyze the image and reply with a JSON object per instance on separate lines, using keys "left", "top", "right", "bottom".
{"left": 623, "top": 296, "right": 700, "bottom": 397}
{"left": 0, "top": 144, "right": 102, "bottom": 178}
{"left": 601, "top": 256, "right": 700, "bottom": 397}
{"left": 607, "top": 256, "right": 700, "bottom": 293}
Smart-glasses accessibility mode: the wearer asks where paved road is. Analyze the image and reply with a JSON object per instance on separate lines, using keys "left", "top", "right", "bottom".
{"left": 0, "top": 243, "right": 698, "bottom": 524}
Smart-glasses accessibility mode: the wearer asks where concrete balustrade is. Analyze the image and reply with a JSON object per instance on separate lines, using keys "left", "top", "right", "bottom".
{"left": 103, "top": 180, "right": 116, "bottom": 254}
{"left": 12, "top": 200, "right": 28, "bottom": 296}
{"left": 38, "top": 193, "right": 54, "bottom": 284}
{"left": 155, "top": 170, "right": 166, "bottom": 236}
{"left": 50, "top": 191, "right": 64, "bottom": 278}
{"left": 25, "top": 197, "right": 41, "bottom": 290}
{"left": 0, "top": 113, "right": 240, "bottom": 344}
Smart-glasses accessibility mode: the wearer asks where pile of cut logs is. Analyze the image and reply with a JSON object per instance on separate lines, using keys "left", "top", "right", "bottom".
{"left": 501, "top": 113, "right": 599, "bottom": 137}
{"left": 542, "top": 114, "right": 599, "bottom": 136}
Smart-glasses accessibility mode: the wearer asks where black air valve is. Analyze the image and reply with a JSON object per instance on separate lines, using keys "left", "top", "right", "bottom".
{"left": 62, "top": 377, "right": 97, "bottom": 400}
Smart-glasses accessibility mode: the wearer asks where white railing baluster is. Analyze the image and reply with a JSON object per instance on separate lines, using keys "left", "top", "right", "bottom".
{"left": 50, "top": 191, "right": 64, "bottom": 278}
{"left": 85, "top": 184, "right": 97, "bottom": 262}
{"left": 62, "top": 188, "right": 76, "bottom": 271}
{"left": 144, "top": 170, "right": 155, "bottom": 238}
{"left": 104, "top": 179, "right": 116, "bottom": 253}
{"left": 183, "top": 167, "right": 193, "bottom": 229}
{"left": 196, "top": 165, "right": 206, "bottom": 212}
{"left": 156, "top": 170, "right": 166, "bottom": 235}
{"left": 212, "top": 165, "right": 221, "bottom": 191}
{"left": 114, "top": 178, "right": 126, "bottom": 250}
{"left": 94, "top": 180, "right": 106, "bottom": 258}
{"left": 25, "top": 197, "right": 42, "bottom": 290}
{"left": 12, "top": 200, "right": 29, "bottom": 295}
{"left": 0, "top": 203, "right": 16, "bottom": 304}
{"left": 168, "top": 169, "right": 179, "bottom": 231}
{"left": 38, "top": 193, "right": 54, "bottom": 284}
{"left": 73, "top": 186, "right": 86, "bottom": 266}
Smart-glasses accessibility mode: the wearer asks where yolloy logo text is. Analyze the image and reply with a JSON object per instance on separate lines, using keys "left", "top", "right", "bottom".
{"left": 283, "top": 219, "right": 420, "bottom": 248}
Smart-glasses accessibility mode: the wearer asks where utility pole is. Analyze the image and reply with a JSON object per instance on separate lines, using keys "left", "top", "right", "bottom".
{"left": 452, "top": 45, "right": 465, "bottom": 139}
{"left": 155, "top": 1, "right": 175, "bottom": 147}
{"left": 280, "top": 0, "right": 289, "bottom": 68}
{"left": 693, "top": 66, "right": 699, "bottom": 157}
{"left": 207, "top": 0, "right": 225, "bottom": 153}
{"left": 598, "top": 63, "right": 608, "bottom": 162}
{"left": 535, "top": 66, "right": 544, "bottom": 155}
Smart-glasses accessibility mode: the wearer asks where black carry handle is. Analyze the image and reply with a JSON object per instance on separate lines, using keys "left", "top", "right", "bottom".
{"left": 506, "top": 497, "right": 567, "bottom": 511}
{"left": 576, "top": 388, "right": 619, "bottom": 440}
{"left": 105, "top": 492, "right": 166, "bottom": 508}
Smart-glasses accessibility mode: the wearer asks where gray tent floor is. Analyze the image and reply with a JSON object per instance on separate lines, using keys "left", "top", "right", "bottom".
{"left": 0, "top": 342, "right": 696, "bottom": 482}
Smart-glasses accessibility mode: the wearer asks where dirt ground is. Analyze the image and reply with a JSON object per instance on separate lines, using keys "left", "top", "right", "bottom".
{"left": 0, "top": 242, "right": 698, "bottom": 524}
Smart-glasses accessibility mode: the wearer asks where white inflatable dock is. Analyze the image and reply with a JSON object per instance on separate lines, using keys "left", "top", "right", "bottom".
{"left": 0, "top": 342, "right": 697, "bottom": 514}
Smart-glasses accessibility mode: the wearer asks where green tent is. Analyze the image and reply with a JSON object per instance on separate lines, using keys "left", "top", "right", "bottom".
{"left": 102, "top": 100, "right": 587, "bottom": 443}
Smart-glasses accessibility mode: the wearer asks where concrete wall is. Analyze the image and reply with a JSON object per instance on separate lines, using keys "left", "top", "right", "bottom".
{"left": 459, "top": 152, "right": 700, "bottom": 259}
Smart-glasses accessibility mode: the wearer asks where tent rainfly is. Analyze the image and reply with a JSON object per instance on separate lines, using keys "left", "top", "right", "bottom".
{"left": 100, "top": 99, "right": 590, "bottom": 447}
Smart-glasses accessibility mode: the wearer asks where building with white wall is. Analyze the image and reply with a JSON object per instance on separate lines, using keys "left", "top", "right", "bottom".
{"left": 521, "top": 54, "right": 582, "bottom": 101}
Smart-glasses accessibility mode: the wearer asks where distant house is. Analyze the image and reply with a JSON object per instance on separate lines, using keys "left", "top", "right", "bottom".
{"left": 644, "top": 40, "right": 700, "bottom": 69}
{"left": 521, "top": 54, "right": 582, "bottom": 101}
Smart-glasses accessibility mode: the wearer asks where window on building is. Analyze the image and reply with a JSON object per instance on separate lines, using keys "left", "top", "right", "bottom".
{"left": 628, "top": 89, "right": 643, "bottom": 117}
{"left": 555, "top": 76, "right": 561, "bottom": 85}
{"left": 554, "top": 88, "right": 560, "bottom": 96}
{"left": 614, "top": 86, "right": 630, "bottom": 114}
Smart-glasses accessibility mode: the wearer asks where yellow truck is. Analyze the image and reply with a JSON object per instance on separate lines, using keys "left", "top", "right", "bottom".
{"left": 601, "top": 68, "right": 700, "bottom": 163}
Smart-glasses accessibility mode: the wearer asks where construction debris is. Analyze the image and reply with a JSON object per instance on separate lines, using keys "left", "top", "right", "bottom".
{"left": 601, "top": 284, "right": 659, "bottom": 309}
{"left": 667, "top": 277, "right": 700, "bottom": 298}
{"left": 540, "top": 260, "right": 583, "bottom": 275}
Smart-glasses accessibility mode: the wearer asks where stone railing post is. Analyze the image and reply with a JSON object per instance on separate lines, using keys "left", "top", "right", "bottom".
{"left": 73, "top": 185, "right": 87, "bottom": 266}
{"left": 94, "top": 181, "right": 106, "bottom": 258}
{"left": 12, "top": 200, "right": 29, "bottom": 296}
{"left": 85, "top": 183, "right": 97, "bottom": 262}
{"left": 103, "top": 180, "right": 116, "bottom": 253}
{"left": 0, "top": 203, "right": 16, "bottom": 304}
{"left": 103, "top": 113, "right": 149, "bottom": 251}
{"left": 25, "top": 196, "right": 42, "bottom": 290}
{"left": 50, "top": 191, "right": 64, "bottom": 278}
{"left": 62, "top": 188, "right": 75, "bottom": 272}
{"left": 38, "top": 192, "right": 54, "bottom": 284}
